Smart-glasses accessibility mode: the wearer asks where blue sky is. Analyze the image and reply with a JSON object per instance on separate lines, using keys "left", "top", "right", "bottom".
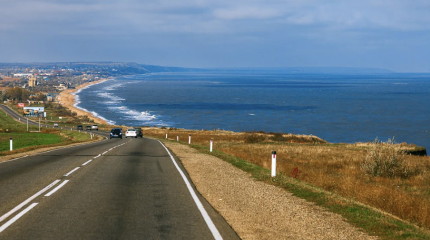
{"left": 1, "top": 0, "right": 430, "bottom": 72}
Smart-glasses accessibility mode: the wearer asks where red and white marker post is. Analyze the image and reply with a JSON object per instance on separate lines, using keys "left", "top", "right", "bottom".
{"left": 271, "top": 151, "right": 277, "bottom": 177}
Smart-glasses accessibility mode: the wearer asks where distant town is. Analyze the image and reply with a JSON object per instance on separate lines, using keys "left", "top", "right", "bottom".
{"left": 0, "top": 62, "right": 190, "bottom": 104}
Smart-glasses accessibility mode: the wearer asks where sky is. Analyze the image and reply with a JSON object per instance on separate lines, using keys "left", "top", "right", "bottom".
{"left": 1, "top": 0, "right": 430, "bottom": 72}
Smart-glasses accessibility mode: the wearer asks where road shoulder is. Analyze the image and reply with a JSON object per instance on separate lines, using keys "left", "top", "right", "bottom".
{"left": 164, "top": 142, "right": 376, "bottom": 240}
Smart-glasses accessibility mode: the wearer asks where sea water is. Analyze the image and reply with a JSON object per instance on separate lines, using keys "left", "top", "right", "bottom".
{"left": 76, "top": 71, "right": 430, "bottom": 149}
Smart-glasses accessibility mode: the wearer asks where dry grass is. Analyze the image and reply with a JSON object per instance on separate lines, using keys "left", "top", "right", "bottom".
{"left": 143, "top": 127, "right": 430, "bottom": 229}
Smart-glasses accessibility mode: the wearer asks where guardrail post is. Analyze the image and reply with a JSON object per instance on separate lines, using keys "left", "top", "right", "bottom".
{"left": 271, "top": 151, "right": 277, "bottom": 177}
{"left": 189, "top": 135, "right": 191, "bottom": 144}
{"left": 210, "top": 139, "right": 213, "bottom": 152}
{"left": 10, "top": 138, "right": 13, "bottom": 151}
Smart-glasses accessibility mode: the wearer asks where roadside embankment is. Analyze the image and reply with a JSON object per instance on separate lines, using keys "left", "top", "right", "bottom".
{"left": 165, "top": 141, "right": 376, "bottom": 239}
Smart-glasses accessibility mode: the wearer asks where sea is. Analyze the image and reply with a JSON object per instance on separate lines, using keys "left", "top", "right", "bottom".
{"left": 75, "top": 71, "right": 430, "bottom": 149}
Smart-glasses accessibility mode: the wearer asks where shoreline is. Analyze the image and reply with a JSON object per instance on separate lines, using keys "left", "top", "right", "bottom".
{"left": 59, "top": 79, "right": 110, "bottom": 125}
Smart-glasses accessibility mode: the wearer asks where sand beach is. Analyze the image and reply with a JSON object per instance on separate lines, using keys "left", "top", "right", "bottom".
{"left": 59, "top": 79, "right": 108, "bottom": 125}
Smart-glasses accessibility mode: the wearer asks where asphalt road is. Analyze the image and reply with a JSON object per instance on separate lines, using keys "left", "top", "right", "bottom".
{"left": 0, "top": 121, "right": 239, "bottom": 239}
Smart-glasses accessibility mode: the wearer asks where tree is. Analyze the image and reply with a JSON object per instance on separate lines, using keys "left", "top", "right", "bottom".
{"left": 5, "top": 87, "right": 31, "bottom": 102}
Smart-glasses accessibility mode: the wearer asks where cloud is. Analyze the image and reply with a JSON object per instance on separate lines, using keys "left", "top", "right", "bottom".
{"left": 1, "top": 0, "right": 430, "bottom": 71}
{"left": 2, "top": 0, "right": 430, "bottom": 34}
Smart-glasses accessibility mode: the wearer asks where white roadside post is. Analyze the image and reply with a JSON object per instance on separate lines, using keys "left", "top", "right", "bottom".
{"left": 10, "top": 138, "right": 13, "bottom": 151}
{"left": 271, "top": 151, "right": 277, "bottom": 177}
{"left": 188, "top": 135, "right": 191, "bottom": 144}
{"left": 210, "top": 139, "right": 213, "bottom": 152}
{"left": 165, "top": 133, "right": 168, "bottom": 139}
{"left": 27, "top": 118, "right": 28, "bottom": 131}
{"left": 39, "top": 118, "right": 40, "bottom": 131}
{"left": 177, "top": 135, "right": 179, "bottom": 141}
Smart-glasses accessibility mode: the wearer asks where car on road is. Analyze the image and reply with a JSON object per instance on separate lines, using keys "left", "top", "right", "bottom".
{"left": 91, "top": 124, "right": 98, "bottom": 131}
{"left": 53, "top": 123, "right": 59, "bottom": 128}
{"left": 85, "top": 126, "right": 91, "bottom": 130}
{"left": 77, "top": 125, "right": 83, "bottom": 130}
{"left": 135, "top": 127, "right": 143, "bottom": 138}
{"left": 125, "top": 129, "right": 137, "bottom": 138}
{"left": 110, "top": 128, "right": 123, "bottom": 139}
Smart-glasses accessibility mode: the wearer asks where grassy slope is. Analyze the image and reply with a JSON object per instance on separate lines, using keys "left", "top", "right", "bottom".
{"left": 144, "top": 128, "right": 430, "bottom": 240}
{"left": 191, "top": 142, "right": 430, "bottom": 239}
{"left": 0, "top": 107, "right": 95, "bottom": 156}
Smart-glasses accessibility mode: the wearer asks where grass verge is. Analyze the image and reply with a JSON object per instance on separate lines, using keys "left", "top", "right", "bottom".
{"left": 169, "top": 140, "right": 430, "bottom": 240}
{"left": 0, "top": 107, "right": 100, "bottom": 156}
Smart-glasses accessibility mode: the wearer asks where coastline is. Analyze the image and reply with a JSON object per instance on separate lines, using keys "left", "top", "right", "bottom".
{"left": 59, "top": 79, "right": 109, "bottom": 125}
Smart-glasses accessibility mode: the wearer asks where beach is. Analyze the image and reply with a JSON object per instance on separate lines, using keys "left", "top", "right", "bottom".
{"left": 59, "top": 79, "right": 108, "bottom": 125}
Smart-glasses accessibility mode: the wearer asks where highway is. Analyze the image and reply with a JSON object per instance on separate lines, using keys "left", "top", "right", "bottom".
{"left": 0, "top": 107, "right": 239, "bottom": 239}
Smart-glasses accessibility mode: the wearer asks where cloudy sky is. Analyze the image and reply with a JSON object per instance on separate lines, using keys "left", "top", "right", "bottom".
{"left": 1, "top": 0, "right": 430, "bottom": 72}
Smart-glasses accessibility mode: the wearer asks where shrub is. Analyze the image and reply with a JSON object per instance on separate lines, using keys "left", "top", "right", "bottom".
{"left": 270, "top": 133, "right": 286, "bottom": 142}
{"left": 244, "top": 132, "right": 266, "bottom": 143}
{"left": 360, "top": 138, "right": 410, "bottom": 178}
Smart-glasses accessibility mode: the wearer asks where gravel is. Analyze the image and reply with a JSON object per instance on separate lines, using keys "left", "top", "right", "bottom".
{"left": 165, "top": 142, "right": 377, "bottom": 240}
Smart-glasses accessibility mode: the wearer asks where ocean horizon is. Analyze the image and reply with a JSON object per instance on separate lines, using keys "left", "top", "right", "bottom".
{"left": 75, "top": 70, "right": 430, "bottom": 149}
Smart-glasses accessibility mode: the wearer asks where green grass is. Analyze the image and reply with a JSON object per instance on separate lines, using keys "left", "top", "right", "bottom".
{"left": 0, "top": 132, "right": 63, "bottom": 152}
{"left": 160, "top": 138, "right": 430, "bottom": 240}
{"left": 0, "top": 107, "right": 96, "bottom": 155}
{"left": 0, "top": 110, "right": 40, "bottom": 132}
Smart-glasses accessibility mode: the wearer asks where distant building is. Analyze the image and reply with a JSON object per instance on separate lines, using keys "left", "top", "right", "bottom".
{"left": 28, "top": 75, "right": 38, "bottom": 87}
{"left": 13, "top": 73, "right": 33, "bottom": 77}
{"left": 46, "top": 93, "right": 58, "bottom": 102}
{"left": 55, "top": 83, "right": 69, "bottom": 91}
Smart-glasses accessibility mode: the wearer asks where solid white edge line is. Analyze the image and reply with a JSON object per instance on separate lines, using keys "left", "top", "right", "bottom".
{"left": 64, "top": 167, "right": 80, "bottom": 177}
{"left": 0, "top": 155, "right": 29, "bottom": 164}
{"left": 44, "top": 180, "right": 69, "bottom": 197}
{"left": 0, "top": 203, "right": 38, "bottom": 233}
{"left": 82, "top": 159, "right": 92, "bottom": 166}
{"left": 0, "top": 180, "right": 60, "bottom": 223}
{"left": 158, "top": 140, "right": 223, "bottom": 240}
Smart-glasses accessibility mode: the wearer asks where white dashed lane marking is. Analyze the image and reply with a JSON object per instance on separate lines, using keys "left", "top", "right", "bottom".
{"left": 44, "top": 180, "right": 69, "bottom": 197}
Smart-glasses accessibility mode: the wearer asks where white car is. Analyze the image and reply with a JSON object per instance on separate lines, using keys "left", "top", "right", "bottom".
{"left": 125, "top": 129, "right": 137, "bottom": 138}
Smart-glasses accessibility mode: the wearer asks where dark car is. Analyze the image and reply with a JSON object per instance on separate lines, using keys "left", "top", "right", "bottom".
{"left": 135, "top": 127, "right": 143, "bottom": 138}
{"left": 110, "top": 128, "right": 123, "bottom": 139}
{"left": 85, "top": 126, "right": 91, "bottom": 130}
{"left": 77, "top": 125, "right": 83, "bottom": 130}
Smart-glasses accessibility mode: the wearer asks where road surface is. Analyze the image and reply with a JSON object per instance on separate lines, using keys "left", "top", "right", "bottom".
{"left": 0, "top": 110, "right": 239, "bottom": 239}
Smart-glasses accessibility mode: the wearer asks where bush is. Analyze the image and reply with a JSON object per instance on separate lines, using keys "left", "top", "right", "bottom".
{"left": 360, "top": 138, "right": 410, "bottom": 178}
{"left": 270, "top": 133, "right": 286, "bottom": 142}
{"left": 244, "top": 132, "right": 266, "bottom": 143}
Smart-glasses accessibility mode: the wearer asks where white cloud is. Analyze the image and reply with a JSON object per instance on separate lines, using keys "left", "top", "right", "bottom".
{"left": 2, "top": 0, "right": 430, "bottom": 35}
{"left": 213, "top": 7, "right": 281, "bottom": 20}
